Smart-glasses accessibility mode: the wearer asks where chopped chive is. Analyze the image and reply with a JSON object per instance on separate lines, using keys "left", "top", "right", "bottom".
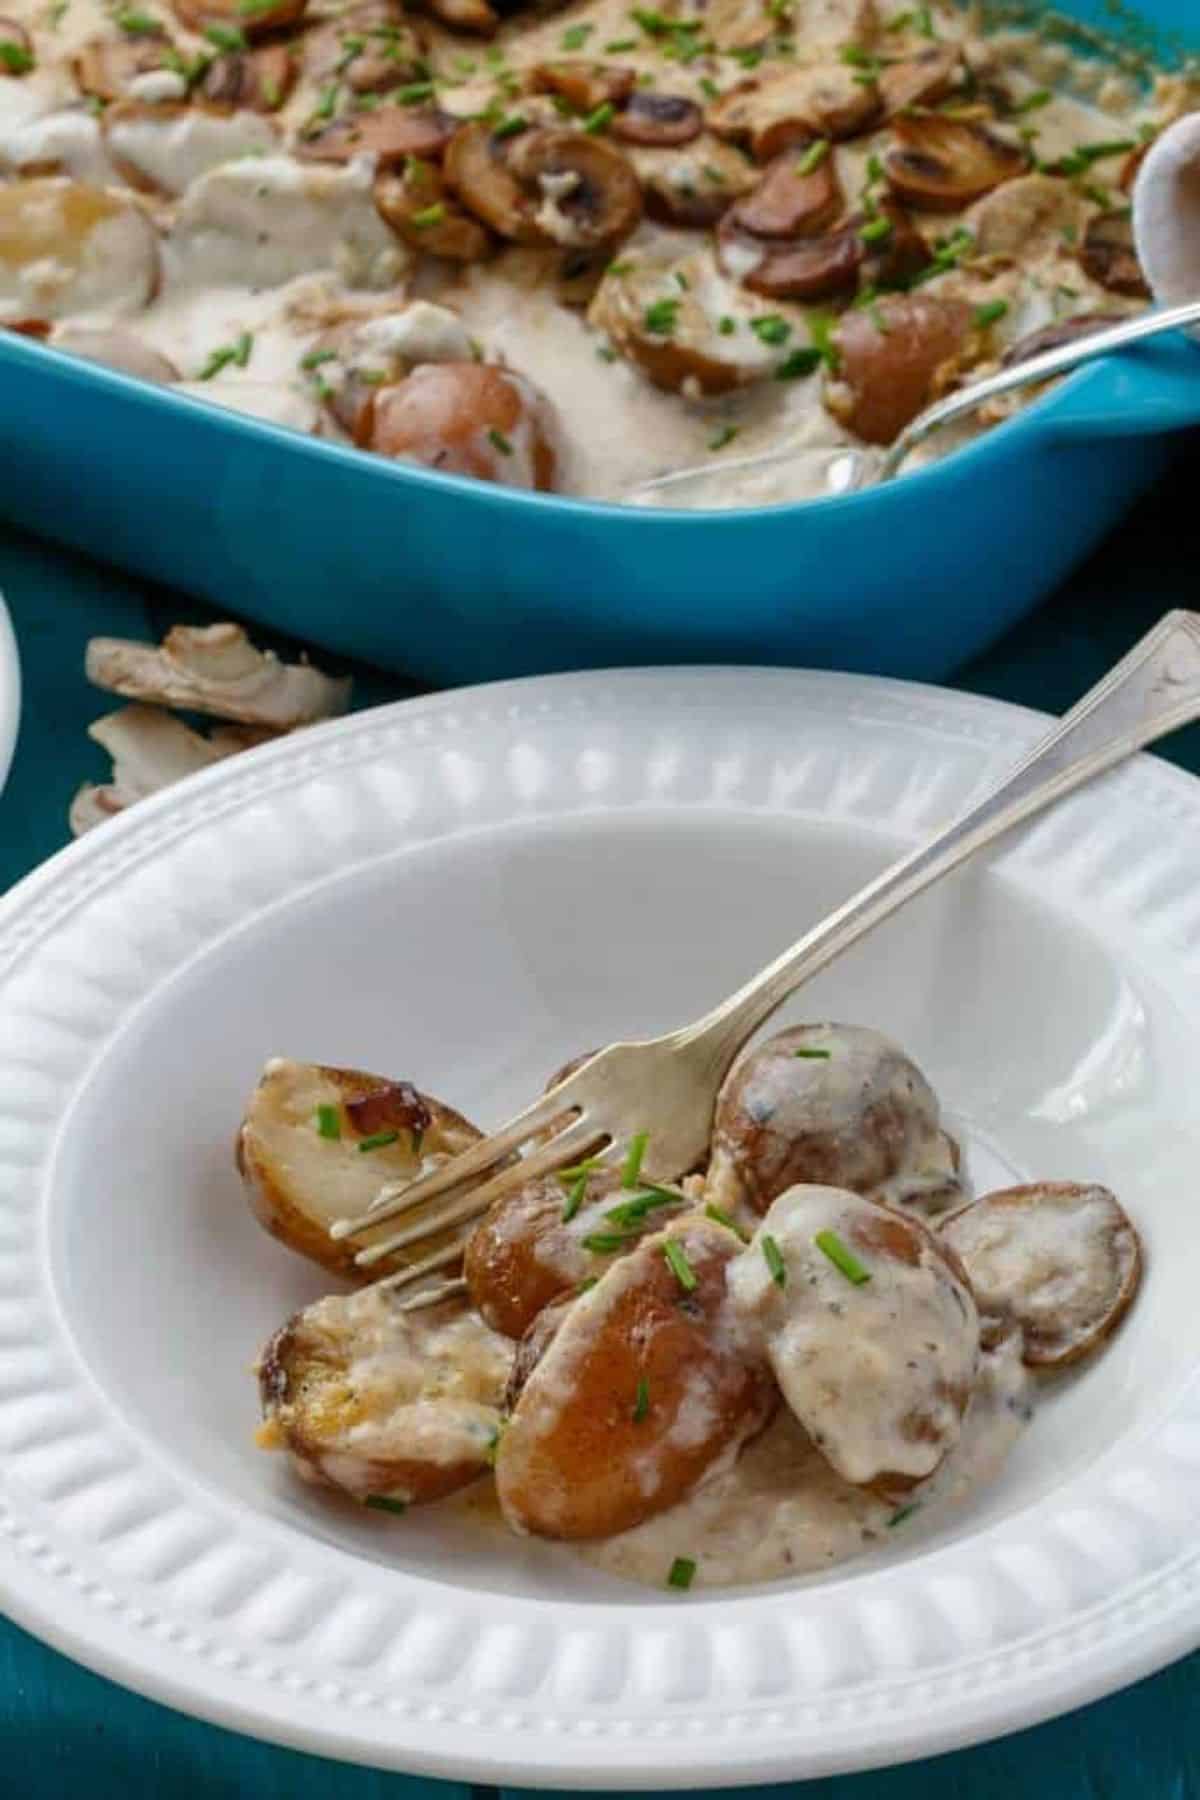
{"left": 409, "top": 201, "right": 446, "bottom": 228}
{"left": 606, "top": 35, "right": 638, "bottom": 50}
{"left": 915, "top": 2, "right": 934, "bottom": 34}
{"left": 705, "top": 1202, "right": 748, "bottom": 1242}
{"left": 633, "top": 1377, "right": 650, "bottom": 1422}
{"left": 793, "top": 1046, "right": 832, "bottom": 1058}
{"left": 888, "top": 1502, "right": 919, "bottom": 1527}
{"left": 487, "top": 426, "right": 513, "bottom": 455}
{"left": 492, "top": 111, "right": 527, "bottom": 139}
{"left": 1057, "top": 138, "right": 1135, "bottom": 176}
{"left": 605, "top": 1187, "right": 679, "bottom": 1229}
{"left": 674, "top": 269, "right": 690, "bottom": 290}
{"left": 663, "top": 1239, "right": 697, "bottom": 1292}
{"left": 583, "top": 100, "right": 615, "bottom": 133}
{"left": 395, "top": 78, "right": 435, "bottom": 102}
{"left": 311, "top": 81, "right": 339, "bottom": 122}
{"left": 261, "top": 77, "right": 282, "bottom": 106}
{"left": 301, "top": 347, "right": 337, "bottom": 371}
{"left": 815, "top": 1227, "right": 871, "bottom": 1285}
{"left": 597, "top": 344, "right": 618, "bottom": 362}
{"left": 865, "top": 150, "right": 886, "bottom": 185}
{"left": 0, "top": 37, "right": 32, "bottom": 68}
{"left": 644, "top": 297, "right": 680, "bottom": 336}
{"left": 762, "top": 1233, "right": 787, "bottom": 1287}
{"left": 621, "top": 1131, "right": 649, "bottom": 1189}
{"left": 562, "top": 1169, "right": 590, "bottom": 1222}
{"left": 732, "top": 45, "right": 762, "bottom": 67}
{"left": 453, "top": 53, "right": 477, "bottom": 72}
{"left": 750, "top": 314, "right": 791, "bottom": 346}
{"left": 203, "top": 20, "right": 246, "bottom": 49}
{"left": 973, "top": 299, "right": 1009, "bottom": 329}
{"left": 667, "top": 1555, "right": 696, "bottom": 1589}
{"left": 1011, "top": 86, "right": 1051, "bottom": 114}
{"left": 116, "top": 7, "right": 159, "bottom": 31}
{"left": 583, "top": 1230, "right": 637, "bottom": 1254}
{"left": 357, "top": 1129, "right": 400, "bottom": 1153}
{"left": 860, "top": 215, "right": 893, "bottom": 244}
{"left": 315, "top": 1103, "right": 341, "bottom": 1139}
{"left": 561, "top": 21, "right": 592, "bottom": 47}
{"left": 795, "top": 137, "right": 830, "bottom": 176}
{"left": 717, "top": 315, "right": 736, "bottom": 335}
{"left": 237, "top": 0, "right": 279, "bottom": 13}
{"left": 708, "top": 422, "right": 739, "bottom": 449}
{"left": 47, "top": 0, "right": 69, "bottom": 25}
{"left": 698, "top": 75, "right": 719, "bottom": 99}
{"left": 557, "top": 1155, "right": 605, "bottom": 1185}
{"left": 577, "top": 1275, "right": 599, "bottom": 1294}
{"left": 198, "top": 333, "right": 252, "bottom": 380}
{"left": 483, "top": 1423, "right": 502, "bottom": 1466}
{"left": 364, "top": 1494, "right": 408, "bottom": 1514}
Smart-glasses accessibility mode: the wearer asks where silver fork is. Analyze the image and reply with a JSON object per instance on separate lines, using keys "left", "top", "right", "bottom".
{"left": 333, "top": 611, "right": 1200, "bottom": 1302}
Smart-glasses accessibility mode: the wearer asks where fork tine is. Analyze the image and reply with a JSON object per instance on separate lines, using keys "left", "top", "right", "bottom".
{"left": 329, "top": 1084, "right": 576, "bottom": 1241}
{"left": 395, "top": 1277, "right": 468, "bottom": 1312}
{"left": 375, "top": 1241, "right": 466, "bottom": 1293}
{"left": 352, "top": 1117, "right": 607, "bottom": 1268}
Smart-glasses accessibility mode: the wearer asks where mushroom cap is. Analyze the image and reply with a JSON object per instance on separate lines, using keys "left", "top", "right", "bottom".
{"left": 172, "top": 0, "right": 306, "bottom": 37}
{"left": 200, "top": 43, "right": 297, "bottom": 111}
{"left": 1079, "top": 208, "right": 1150, "bottom": 297}
{"left": 629, "top": 134, "right": 758, "bottom": 227}
{"left": 708, "top": 62, "right": 882, "bottom": 160}
{"left": 447, "top": 120, "right": 641, "bottom": 250}
{"left": 298, "top": 104, "right": 457, "bottom": 168}
{"left": 611, "top": 90, "right": 704, "bottom": 148}
{"left": 884, "top": 113, "right": 1029, "bottom": 212}
{"left": 374, "top": 159, "right": 493, "bottom": 260}
{"left": 303, "top": 2, "right": 426, "bottom": 94}
{"left": 728, "top": 146, "right": 844, "bottom": 239}
{"left": 367, "top": 361, "right": 559, "bottom": 491}
{"left": 527, "top": 58, "right": 636, "bottom": 113}
{"left": 878, "top": 44, "right": 965, "bottom": 118}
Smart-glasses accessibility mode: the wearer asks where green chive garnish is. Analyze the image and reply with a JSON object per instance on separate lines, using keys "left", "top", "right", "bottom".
{"left": 1011, "top": 87, "right": 1051, "bottom": 114}
{"left": 698, "top": 75, "right": 719, "bottom": 99}
{"left": 204, "top": 21, "right": 246, "bottom": 50}
{"left": 775, "top": 347, "right": 822, "bottom": 380}
{"left": 492, "top": 111, "right": 527, "bottom": 139}
{"left": 577, "top": 1276, "right": 599, "bottom": 1294}
{"left": 708, "top": 423, "right": 739, "bottom": 450}
{"left": 584, "top": 101, "right": 615, "bottom": 133}
{"left": 667, "top": 1555, "right": 696, "bottom": 1589}
{"left": 860, "top": 215, "right": 893, "bottom": 244}
{"left": 663, "top": 1240, "right": 697, "bottom": 1292}
{"left": 605, "top": 1187, "right": 679, "bottom": 1230}
{"left": 633, "top": 1377, "right": 650, "bottom": 1422}
{"left": 301, "top": 347, "right": 337, "bottom": 370}
{"left": 606, "top": 35, "right": 638, "bottom": 50}
{"left": 0, "top": 37, "right": 32, "bottom": 69}
{"left": 815, "top": 1228, "right": 871, "bottom": 1285}
{"left": 395, "top": 79, "right": 435, "bottom": 102}
{"left": 750, "top": 315, "right": 791, "bottom": 346}
{"left": 621, "top": 1131, "right": 649, "bottom": 1189}
{"left": 762, "top": 1234, "right": 787, "bottom": 1287}
{"left": 357, "top": 1129, "right": 400, "bottom": 1153}
{"left": 717, "top": 315, "right": 736, "bottom": 335}
{"left": 644, "top": 297, "right": 680, "bottom": 336}
{"left": 409, "top": 202, "right": 446, "bottom": 228}
{"left": 558, "top": 1155, "right": 605, "bottom": 1185}
{"left": 795, "top": 137, "right": 830, "bottom": 175}
{"left": 562, "top": 1169, "right": 589, "bottom": 1223}
{"left": 487, "top": 426, "right": 513, "bottom": 455}
{"left": 561, "top": 21, "right": 592, "bottom": 46}
{"left": 888, "top": 1503, "right": 919, "bottom": 1527}
{"left": 197, "top": 332, "right": 252, "bottom": 380}
{"left": 705, "top": 1202, "right": 748, "bottom": 1242}
{"left": 365, "top": 1494, "right": 408, "bottom": 1514}
{"left": 973, "top": 299, "right": 1009, "bottom": 329}
{"left": 793, "top": 1046, "right": 832, "bottom": 1058}
{"left": 116, "top": 8, "right": 159, "bottom": 32}
{"left": 583, "top": 1230, "right": 636, "bottom": 1254}
{"left": 315, "top": 1103, "right": 341, "bottom": 1139}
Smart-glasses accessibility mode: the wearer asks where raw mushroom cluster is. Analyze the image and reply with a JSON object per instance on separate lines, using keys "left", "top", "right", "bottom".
{"left": 244, "top": 1021, "right": 1143, "bottom": 1589}
{"left": 0, "top": 0, "right": 1182, "bottom": 501}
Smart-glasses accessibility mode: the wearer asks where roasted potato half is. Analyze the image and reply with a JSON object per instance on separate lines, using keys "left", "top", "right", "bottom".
{"left": 258, "top": 1288, "right": 512, "bottom": 1506}
{"left": 939, "top": 1181, "right": 1143, "bottom": 1366}
{"left": 237, "top": 1057, "right": 485, "bottom": 1278}
{"left": 495, "top": 1215, "right": 775, "bottom": 1539}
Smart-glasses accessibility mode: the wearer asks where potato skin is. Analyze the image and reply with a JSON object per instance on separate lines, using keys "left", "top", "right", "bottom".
{"left": 495, "top": 1216, "right": 775, "bottom": 1540}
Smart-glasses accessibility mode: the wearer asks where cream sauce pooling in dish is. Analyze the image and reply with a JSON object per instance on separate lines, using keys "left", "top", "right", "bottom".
{"left": 0, "top": 0, "right": 1179, "bottom": 506}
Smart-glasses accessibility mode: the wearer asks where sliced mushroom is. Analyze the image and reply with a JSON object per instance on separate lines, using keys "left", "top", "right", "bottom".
{"left": 1079, "top": 209, "right": 1150, "bottom": 297}
{"left": 447, "top": 121, "right": 640, "bottom": 250}
{"left": 304, "top": 2, "right": 426, "bottom": 95}
{"left": 70, "top": 703, "right": 253, "bottom": 837}
{"left": 708, "top": 63, "right": 882, "bottom": 161}
{"left": 72, "top": 35, "right": 175, "bottom": 103}
{"left": 374, "top": 158, "right": 492, "bottom": 259}
{"left": 966, "top": 171, "right": 1090, "bottom": 260}
{"left": 1001, "top": 311, "right": 1122, "bottom": 367}
{"left": 885, "top": 113, "right": 1029, "bottom": 211}
{"left": 825, "top": 292, "right": 975, "bottom": 444}
{"left": 366, "top": 362, "right": 559, "bottom": 491}
{"left": 411, "top": 0, "right": 498, "bottom": 34}
{"left": 589, "top": 254, "right": 782, "bottom": 395}
{"left": 86, "top": 623, "right": 351, "bottom": 728}
{"left": 704, "top": 0, "right": 774, "bottom": 52}
{"left": 629, "top": 134, "right": 758, "bottom": 228}
{"left": 298, "top": 104, "right": 457, "bottom": 167}
{"left": 200, "top": 44, "right": 297, "bottom": 112}
{"left": 720, "top": 200, "right": 927, "bottom": 302}
{"left": 726, "top": 146, "right": 843, "bottom": 238}
{"left": 612, "top": 90, "right": 703, "bottom": 148}
{"left": 0, "top": 179, "right": 160, "bottom": 322}
{"left": 528, "top": 59, "right": 636, "bottom": 114}
{"left": 171, "top": 0, "right": 307, "bottom": 38}
{"left": 878, "top": 45, "right": 965, "bottom": 118}
{"left": 939, "top": 1182, "right": 1142, "bottom": 1367}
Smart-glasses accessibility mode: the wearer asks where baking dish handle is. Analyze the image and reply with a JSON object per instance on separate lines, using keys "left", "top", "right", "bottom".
{"left": 1037, "top": 331, "right": 1200, "bottom": 443}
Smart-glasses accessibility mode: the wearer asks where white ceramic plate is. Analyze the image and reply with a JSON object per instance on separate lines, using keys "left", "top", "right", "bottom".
{"left": 1, "top": 667, "right": 1198, "bottom": 1788}
{"left": 0, "top": 589, "right": 19, "bottom": 795}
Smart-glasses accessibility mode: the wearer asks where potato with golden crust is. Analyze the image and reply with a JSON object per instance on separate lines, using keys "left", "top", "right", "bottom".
{"left": 366, "top": 362, "right": 559, "bottom": 490}
{"left": 825, "top": 292, "right": 976, "bottom": 445}
{"left": 729, "top": 1185, "right": 979, "bottom": 1497}
{"left": 495, "top": 1215, "right": 776, "bottom": 1540}
{"left": 589, "top": 251, "right": 787, "bottom": 396}
{"left": 258, "top": 1289, "right": 512, "bottom": 1507}
{"left": 237, "top": 1057, "right": 485, "bottom": 1279}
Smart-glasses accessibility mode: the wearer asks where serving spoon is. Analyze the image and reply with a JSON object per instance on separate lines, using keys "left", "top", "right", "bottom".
{"left": 329, "top": 610, "right": 1200, "bottom": 1305}
{"left": 627, "top": 296, "right": 1200, "bottom": 507}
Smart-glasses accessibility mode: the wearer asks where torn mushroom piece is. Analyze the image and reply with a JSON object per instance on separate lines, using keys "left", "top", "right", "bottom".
{"left": 72, "top": 34, "right": 178, "bottom": 103}
{"left": 527, "top": 59, "right": 636, "bottom": 114}
{"left": 365, "top": 362, "right": 559, "bottom": 491}
{"left": 885, "top": 114, "right": 1029, "bottom": 211}
{"left": 172, "top": 0, "right": 307, "bottom": 38}
{"left": 86, "top": 622, "right": 352, "bottom": 728}
{"left": 878, "top": 45, "right": 966, "bottom": 119}
{"left": 707, "top": 63, "right": 882, "bottom": 161}
{"left": 611, "top": 91, "right": 704, "bottom": 149}
{"left": 200, "top": 44, "right": 297, "bottom": 113}
{"left": 375, "top": 159, "right": 493, "bottom": 259}
{"left": 0, "top": 179, "right": 160, "bottom": 322}
{"left": 825, "top": 292, "right": 976, "bottom": 444}
{"left": 410, "top": 0, "right": 498, "bottom": 35}
{"left": 965, "top": 171, "right": 1090, "bottom": 261}
{"left": 298, "top": 104, "right": 457, "bottom": 168}
{"left": 1079, "top": 209, "right": 1150, "bottom": 297}
{"left": 304, "top": 2, "right": 426, "bottom": 95}
{"left": 70, "top": 703, "right": 263, "bottom": 837}
{"left": 627, "top": 135, "right": 758, "bottom": 229}
{"left": 727, "top": 146, "right": 844, "bottom": 239}
{"left": 939, "top": 1182, "right": 1142, "bottom": 1367}
{"left": 719, "top": 199, "right": 927, "bottom": 303}
{"left": 589, "top": 253, "right": 784, "bottom": 395}
{"left": 704, "top": 0, "right": 775, "bottom": 52}
{"left": 447, "top": 121, "right": 641, "bottom": 251}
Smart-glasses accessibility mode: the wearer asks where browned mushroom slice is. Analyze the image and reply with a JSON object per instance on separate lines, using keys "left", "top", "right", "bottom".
{"left": 589, "top": 257, "right": 780, "bottom": 395}
{"left": 878, "top": 44, "right": 965, "bottom": 118}
{"left": 826, "top": 293, "right": 974, "bottom": 444}
{"left": 728, "top": 146, "right": 843, "bottom": 238}
{"left": 200, "top": 44, "right": 296, "bottom": 111}
{"left": 528, "top": 59, "right": 636, "bottom": 114}
{"left": 72, "top": 35, "right": 174, "bottom": 101}
{"left": 447, "top": 122, "right": 641, "bottom": 250}
{"left": 885, "top": 114, "right": 1028, "bottom": 211}
{"left": 630, "top": 134, "right": 758, "bottom": 228}
{"left": 1079, "top": 209, "right": 1150, "bottom": 298}
{"left": 705, "top": 0, "right": 773, "bottom": 51}
{"left": 172, "top": 0, "right": 306, "bottom": 37}
{"left": 612, "top": 90, "right": 703, "bottom": 148}
{"left": 412, "top": 0, "right": 497, "bottom": 33}
{"left": 939, "top": 1182, "right": 1142, "bottom": 1367}
{"left": 445, "top": 120, "right": 544, "bottom": 243}
{"left": 1001, "top": 311, "right": 1122, "bottom": 367}
{"left": 0, "top": 17, "right": 33, "bottom": 72}
{"left": 299, "top": 104, "right": 457, "bottom": 167}
{"left": 367, "top": 363, "right": 559, "bottom": 490}
{"left": 708, "top": 64, "right": 882, "bottom": 161}
{"left": 720, "top": 201, "right": 927, "bottom": 303}
{"left": 374, "top": 159, "right": 493, "bottom": 259}
{"left": 304, "top": 3, "right": 426, "bottom": 95}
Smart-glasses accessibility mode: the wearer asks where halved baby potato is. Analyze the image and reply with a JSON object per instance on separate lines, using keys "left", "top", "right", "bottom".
{"left": 258, "top": 1288, "right": 512, "bottom": 1506}
{"left": 729, "top": 1184, "right": 979, "bottom": 1494}
{"left": 589, "top": 251, "right": 785, "bottom": 395}
{"left": 939, "top": 1181, "right": 1142, "bottom": 1366}
{"left": 237, "top": 1057, "right": 485, "bottom": 1278}
{"left": 628, "top": 134, "right": 758, "bottom": 229}
{"left": 825, "top": 292, "right": 976, "bottom": 444}
{"left": 495, "top": 1215, "right": 775, "bottom": 1539}
{"left": 0, "top": 178, "right": 159, "bottom": 321}
{"left": 365, "top": 361, "right": 559, "bottom": 490}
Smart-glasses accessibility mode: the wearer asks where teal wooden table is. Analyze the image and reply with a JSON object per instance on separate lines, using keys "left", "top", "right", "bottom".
{"left": 4, "top": 451, "right": 1200, "bottom": 1797}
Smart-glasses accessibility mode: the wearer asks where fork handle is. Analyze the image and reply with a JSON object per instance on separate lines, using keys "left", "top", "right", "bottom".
{"left": 681, "top": 611, "right": 1200, "bottom": 1065}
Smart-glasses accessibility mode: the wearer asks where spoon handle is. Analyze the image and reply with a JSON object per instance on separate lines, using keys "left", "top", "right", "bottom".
{"left": 680, "top": 610, "right": 1200, "bottom": 1059}
{"left": 878, "top": 296, "right": 1200, "bottom": 481}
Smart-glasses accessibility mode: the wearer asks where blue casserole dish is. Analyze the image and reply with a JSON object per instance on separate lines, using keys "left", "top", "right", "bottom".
{"left": 2, "top": 0, "right": 1198, "bottom": 687}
